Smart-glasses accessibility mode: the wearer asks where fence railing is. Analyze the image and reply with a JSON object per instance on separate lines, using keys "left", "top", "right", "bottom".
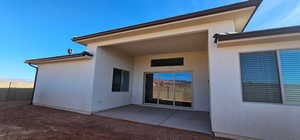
{"left": 0, "top": 82, "right": 33, "bottom": 101}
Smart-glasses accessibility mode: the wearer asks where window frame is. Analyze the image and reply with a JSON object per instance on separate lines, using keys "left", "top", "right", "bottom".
{"left": 143, "top": 70, "right": 194, "bottom": 108}
{"left": 112, "top": 68, "right": 130, "bottom": 92}
{"left": 151, "top": 57, "right": 184, "bottom": 67}
{"left": 239, "top": 50, "right": 283, "bottom": 104}
{"left": 239, "top": 48, "right": 300, "bottom": 106}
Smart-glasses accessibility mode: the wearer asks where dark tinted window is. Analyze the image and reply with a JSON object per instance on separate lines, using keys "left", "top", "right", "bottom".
{"left": 240, "top": 51, "right": 282, "bottom": 103}
{"left": 112, "top": 68, "right": 129, "bottom": 92}
{"left": 151, "top": 57, "right": 184, "bottom": 67}
{"left": 121, "top": 71, "right": 129, "bottom": 91}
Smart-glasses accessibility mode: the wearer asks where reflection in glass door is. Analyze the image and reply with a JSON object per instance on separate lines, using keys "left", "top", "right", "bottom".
{"left": 158, "top": 73, "right": 174, "bottom": 105}
{"left": 144, "top": 72, "right": 192, "bottom": 107}
{"left": 175, "top": 72, "right": 192, "bottom": 107}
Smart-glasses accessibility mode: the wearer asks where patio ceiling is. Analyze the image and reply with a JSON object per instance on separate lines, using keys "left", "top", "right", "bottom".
{"left": 105, "top": 31, "right": 208, "bottom": 56}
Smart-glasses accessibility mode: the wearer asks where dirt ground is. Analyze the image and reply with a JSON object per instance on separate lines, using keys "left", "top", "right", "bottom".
{"left": 0, "top": 103, "right": 228, "bottom": 140}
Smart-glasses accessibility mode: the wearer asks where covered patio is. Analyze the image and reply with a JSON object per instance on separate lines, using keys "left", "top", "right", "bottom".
{"left": 94, "top": 105, "right": 211, "bottom": 134}
{"left": 92, "top": 29, "right": 211, "bottom": 134}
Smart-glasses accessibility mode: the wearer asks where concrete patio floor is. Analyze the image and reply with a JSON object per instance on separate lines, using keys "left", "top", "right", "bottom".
{"left": 94, "top": 105, "right": 212, "bottom": 134}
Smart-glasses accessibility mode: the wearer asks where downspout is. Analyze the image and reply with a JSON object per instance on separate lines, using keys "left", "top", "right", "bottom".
{"left": 28, "top": 63, "right": 39, "bottom": 105}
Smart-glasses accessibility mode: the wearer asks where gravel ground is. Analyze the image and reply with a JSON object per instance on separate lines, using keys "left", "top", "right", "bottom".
{"left": 0, "top": 103, "right": 229, "bottom": 140}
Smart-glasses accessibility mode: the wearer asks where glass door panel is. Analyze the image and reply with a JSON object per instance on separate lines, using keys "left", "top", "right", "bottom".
{"left": 153, "top": 73, "right": 159, "bottom": 103}
{"left": 175, "top": 72, "right": 192, "bottom": 107}
{"left": 144, "top": 72, "right": 192, "bottom": 107}
{"left": 158, "top": 73, "right": 174, "bottom": 105}
{"left": 144, "top": 73, "right": 158, "bottom": 104}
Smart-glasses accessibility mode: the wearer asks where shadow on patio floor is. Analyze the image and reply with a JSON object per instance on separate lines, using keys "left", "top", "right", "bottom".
{"left": 94, "top": 104, "right": 212, "bottom": 134}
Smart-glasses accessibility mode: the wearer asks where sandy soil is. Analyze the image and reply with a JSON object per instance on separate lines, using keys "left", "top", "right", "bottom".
{"left": 0, "top": 103, "right": 228, "bottom": 140}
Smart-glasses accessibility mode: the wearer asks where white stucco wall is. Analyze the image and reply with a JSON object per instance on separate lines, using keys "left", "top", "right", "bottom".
{"left": 210, "top": 37, "right": 300, "bottom": 139}
{"left": 132, "top": 51, "right": 209, "bottom": 111}
{"left": 86, "top": 20, "right": 233, "bottom": 113}
{"left": 30, "top": 17, "right": 300, "bottom": 139}
{"left": 91, "top": 47, "right": 134, "bottom": 112}
{"left": 33, "top": 59, "right": 95, "bottom": 114}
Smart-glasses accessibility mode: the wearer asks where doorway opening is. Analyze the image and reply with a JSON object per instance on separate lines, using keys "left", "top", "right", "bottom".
{"left": 144, "top": 72, "right": 192, "bottom": 108}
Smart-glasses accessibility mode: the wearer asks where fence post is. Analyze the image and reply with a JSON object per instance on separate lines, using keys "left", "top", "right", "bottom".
{"left": 6, "top": 82, "right": 12, "bottom": 101}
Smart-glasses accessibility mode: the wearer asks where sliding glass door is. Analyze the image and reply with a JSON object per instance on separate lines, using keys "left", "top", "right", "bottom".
{"left": 144, "top": 72, "right": 192, "bottom": 107}
{"left": 158, "top": 73, "right": 175, "bottom": 105}
{"left": 175, "top": 72, "right": 192, "bottom": 107}
{"left": 144, "top": 73, "right": 158, "bottom": 104}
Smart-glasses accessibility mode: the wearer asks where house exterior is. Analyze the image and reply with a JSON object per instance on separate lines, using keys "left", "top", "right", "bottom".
{"left": 25, "top": 0, "right": 300, "bottom": 139}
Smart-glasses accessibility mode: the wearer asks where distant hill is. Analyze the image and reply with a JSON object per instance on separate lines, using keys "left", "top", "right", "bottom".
{"left": 0, "top": 78, "right": 33, "bottom": 83}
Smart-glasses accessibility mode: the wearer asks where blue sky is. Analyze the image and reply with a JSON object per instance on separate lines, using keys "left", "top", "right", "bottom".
{"left": 0, "top": 0, "right": 300, "bottom": 81}
{"left": 154, "top": 73, "right": 192, "bottom": 81}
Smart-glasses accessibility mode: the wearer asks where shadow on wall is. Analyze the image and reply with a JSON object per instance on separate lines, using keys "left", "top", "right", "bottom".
{"left": 0, "top": 82, "right": 33, "bottom": 101}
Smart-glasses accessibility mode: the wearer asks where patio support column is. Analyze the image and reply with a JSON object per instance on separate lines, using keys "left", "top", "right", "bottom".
{"left": 207, "top": 20, "right": 235, "bottom": 134}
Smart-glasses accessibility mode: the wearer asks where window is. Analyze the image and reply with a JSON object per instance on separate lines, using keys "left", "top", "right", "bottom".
{"left": 280, "top": 49, "right": 300, "bottom": 105}
{"left": 240, "top": 49, "right": 300, "bottom": 105}
{"left": 240, "top": 51, "right": 282, "bottom": 103}
{"left": 151, "top": 57, "right": 184, "bottom": 67}
{"left": 112, "top": 68, "right": 129, "bottom": 92}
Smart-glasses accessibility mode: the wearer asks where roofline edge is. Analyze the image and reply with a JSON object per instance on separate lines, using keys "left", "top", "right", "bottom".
{"left": 71, "top": 0, "right": 262, "bottom": 42}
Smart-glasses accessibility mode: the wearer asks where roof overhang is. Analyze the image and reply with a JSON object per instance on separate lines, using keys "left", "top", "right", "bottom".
{"left": 105, "top": 31, "right": 208, "bottom": 56}
{"left": 215, "top": 25, "right": 300, "bottom": 47}
{"left": 25, "top": 51, "right": 93, "bottom": 65}
{"left": 72, "top": 0, "right": 262, "bottom": 46}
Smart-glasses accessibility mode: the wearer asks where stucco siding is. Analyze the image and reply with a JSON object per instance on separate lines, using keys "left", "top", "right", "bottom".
{"left": 91, "top": 47, "right": 134, "bottom": 112}
{"left": 211, "top": 39, "right": 300, "bottom": 140}
{"left": 33, "top": 60, "right": 95, "bottom": 114}
{"left": 132, "top": 51, "right": 209, "bottom": 111}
